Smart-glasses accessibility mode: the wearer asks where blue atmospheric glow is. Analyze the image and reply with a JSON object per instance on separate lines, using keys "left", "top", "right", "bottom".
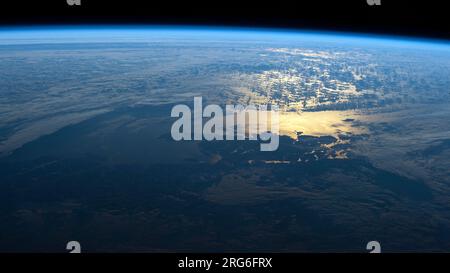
{"left": 0, "top": 25, "right": 449, "bottom": 51}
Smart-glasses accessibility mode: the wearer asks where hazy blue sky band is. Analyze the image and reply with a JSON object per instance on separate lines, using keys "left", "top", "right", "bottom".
{"left": 0, "top": 25, "right": 449, "bottom": 50}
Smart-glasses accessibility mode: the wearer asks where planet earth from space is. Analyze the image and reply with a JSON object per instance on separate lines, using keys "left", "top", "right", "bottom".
{"left": 0, "top": 27, "right": 449, "bottom": 252}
